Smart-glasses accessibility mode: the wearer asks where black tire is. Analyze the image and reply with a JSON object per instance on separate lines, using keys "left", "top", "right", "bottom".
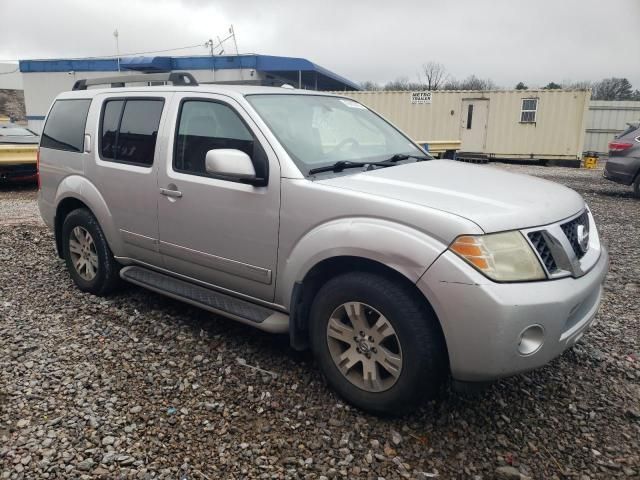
{"left": 309, "top": 271, "right": 447, "bottom": 416}
{"left": 61, "top": 208, "right": 120, "bottom": 296}
{"left": 633, "top": 175, "right": 640, "bottom": 198}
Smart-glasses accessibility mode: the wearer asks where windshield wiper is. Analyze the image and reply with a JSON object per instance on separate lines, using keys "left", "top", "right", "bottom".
{"left": 383, "top": 153, "right": 429, "bottom": 162}
{"left": 309, "top": 160, "right": 395, "bottom": 175}
{"left": 308, "top": 153, "right": 429, "bottom": 176}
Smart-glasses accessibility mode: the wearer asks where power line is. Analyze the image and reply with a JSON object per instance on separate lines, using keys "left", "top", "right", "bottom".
{"left": 0, "top": 42, "right": 210, "bottom": 63}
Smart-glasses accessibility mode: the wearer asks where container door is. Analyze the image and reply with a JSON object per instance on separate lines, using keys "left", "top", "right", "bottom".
{"left": 460, "top": 99, "right": 489, "bottom": 152}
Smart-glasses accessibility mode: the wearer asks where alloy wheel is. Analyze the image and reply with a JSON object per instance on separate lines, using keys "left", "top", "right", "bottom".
{"left": 68, "top": 226, "right": 99, "bottom": 281}
{"left": 326, "top": 301, "right": 403, "bottom": 392}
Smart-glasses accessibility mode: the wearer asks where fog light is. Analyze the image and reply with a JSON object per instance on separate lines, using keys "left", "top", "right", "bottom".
{"left": 518, "top": 325, "right": 544, "bottom": 356}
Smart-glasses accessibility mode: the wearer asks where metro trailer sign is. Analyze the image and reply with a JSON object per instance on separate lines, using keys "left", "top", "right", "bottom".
{"left": 411, "top": 91, "right": 432, "bottom": 104}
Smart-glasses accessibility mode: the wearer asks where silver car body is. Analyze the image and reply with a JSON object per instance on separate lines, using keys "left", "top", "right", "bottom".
{"left": 38, "top": 85, "right": 608, "bottom": 383}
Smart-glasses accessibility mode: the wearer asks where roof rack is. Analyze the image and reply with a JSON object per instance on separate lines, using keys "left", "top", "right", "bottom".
{"left": 72, "top": 71, "right": 198, "bottom": 91}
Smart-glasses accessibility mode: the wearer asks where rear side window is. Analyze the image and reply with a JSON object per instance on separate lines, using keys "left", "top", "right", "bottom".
{"left": 100, "top": 98, "right": 164, "bottom": 166}
{"left": 41, "top": 99, "right": 91, "bottom": 152}
{"left": 174, "top": 100, "right": 267, "bottom": 178}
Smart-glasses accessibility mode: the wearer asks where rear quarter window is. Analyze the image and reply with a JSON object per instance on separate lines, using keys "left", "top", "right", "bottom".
{"left": 41, "top": 99, "right": 92, "bottom": 152}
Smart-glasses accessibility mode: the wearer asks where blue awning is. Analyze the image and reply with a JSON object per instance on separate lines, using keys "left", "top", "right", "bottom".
{"left": 120, "top": 56, "right": 172, "bottom": 72}
{"left": 19, "top": 54, "right": 360, "bottom": 91}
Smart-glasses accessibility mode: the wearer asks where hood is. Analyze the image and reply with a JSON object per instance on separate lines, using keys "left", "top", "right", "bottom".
{"left": 316, "top": 160, "right": 585, "bottom": 233}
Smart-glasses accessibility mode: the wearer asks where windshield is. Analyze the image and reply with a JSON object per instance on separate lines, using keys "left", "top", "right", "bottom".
{"left": 0, "top": 125, "right": 37, "bottom": 137}
{"left": 246, "top": 94, "right": 426, "bottom": 175}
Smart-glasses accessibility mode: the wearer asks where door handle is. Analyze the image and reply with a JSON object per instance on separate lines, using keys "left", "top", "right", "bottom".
{"left": 159, "top": 187, "right": 183, "bottom": 198}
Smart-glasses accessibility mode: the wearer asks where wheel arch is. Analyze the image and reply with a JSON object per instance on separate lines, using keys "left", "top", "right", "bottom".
{"left": 289, "top": 255, "right": 449, "bottom": 364}
{"left": 54, "top": 197, "right": 89, "bottom": 257}
{"left": 53, "top": 175, "right": 120, "bottom": 258}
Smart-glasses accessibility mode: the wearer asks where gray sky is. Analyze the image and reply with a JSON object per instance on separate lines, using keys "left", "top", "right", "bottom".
{"left": 1, "top": 0, "right": 638, "bottom": 88}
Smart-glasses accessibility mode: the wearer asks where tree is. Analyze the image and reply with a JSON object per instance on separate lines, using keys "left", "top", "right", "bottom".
{"left": 543, "top": 82, "right": 562, "bottom": 89}
{"left": 562, "top": 80, "right": 591, "bottom": 89}
{"left": 455, "top": 75, "right": 497, "bottom": 91}
{"left": 359, "top": 80, "right": 381, "bottom": 91}
{"left": 383, "top": 77, "right": 410, "bottom": 91}
{"left": 382, "top": 77, "right": 426, "bottom": 91}
{"left": 421, "top": 62, "right": 447, "bottom": 90}
{"left": 592, "top": 77, "right": 634, "bottom": 100}
{"left": 515, "top": 82, "right": 528, "bottom": 90}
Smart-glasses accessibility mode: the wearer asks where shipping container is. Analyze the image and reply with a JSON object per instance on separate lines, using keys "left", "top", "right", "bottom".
{"left": 585, "top": 100, "right": 640, "bottom": 154}
{"left": 335, "top": 89, "right": 591, "bottom": 163}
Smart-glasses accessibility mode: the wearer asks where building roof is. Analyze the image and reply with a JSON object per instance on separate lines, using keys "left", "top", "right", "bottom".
{"left": 18, "top": 54, "right": 360, "bottom": 91}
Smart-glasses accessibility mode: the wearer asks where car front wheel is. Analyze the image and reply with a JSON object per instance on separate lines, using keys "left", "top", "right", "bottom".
{"left": 309, "top": 271, "right": 447, "bottom": 415}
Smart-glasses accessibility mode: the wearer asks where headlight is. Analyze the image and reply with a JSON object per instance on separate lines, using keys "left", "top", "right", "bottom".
{"left": 449, "top": 231, "right": 546, "bottom": 282}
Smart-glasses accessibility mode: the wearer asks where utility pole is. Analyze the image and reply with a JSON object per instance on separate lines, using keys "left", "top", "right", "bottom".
{"left": 205, "top": 39, "right": 215, "bottom": 82}
{"left": 113, "top": 29, "right": 120, "bottom": 72}
{"left": 230, "top": 25, "right": 239, "bottom": 55}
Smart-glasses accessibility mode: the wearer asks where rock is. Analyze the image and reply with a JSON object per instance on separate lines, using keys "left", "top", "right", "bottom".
{"left": 495, "top": 466, "right": 523, "bottom": 479}
{"left": 101, "top": 452, "right": 117, "bottom": 465}
{"left": 101, "top": 436, "right": 115, "bottom": 446}
{"left": 384, "top": 446, "right": 397, "bottom": 457}
{"left": 77, "top": 458, "right": 95, "bottom": 471}
{"left": 129, "top": 405, "right": 142, "bottom": 414}
{"left": 391, "top": 430, "right": 402, "bottom": 446}
{"left": 16, "top": 419, "right": 29, "bottom": 428}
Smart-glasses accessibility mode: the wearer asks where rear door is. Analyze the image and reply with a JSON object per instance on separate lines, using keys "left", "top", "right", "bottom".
{"left": 85, "top": 93, "right": 170, "bottom": 267}
{"left": 156, "top": 93, "right": 281, "bottom": 301}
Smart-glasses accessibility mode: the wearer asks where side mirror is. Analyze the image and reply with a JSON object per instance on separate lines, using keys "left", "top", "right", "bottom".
{"left": 204, "top": 149, "right": 264, "bottom": 185}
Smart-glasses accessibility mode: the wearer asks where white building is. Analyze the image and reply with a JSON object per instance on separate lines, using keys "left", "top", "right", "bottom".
{"left": 19, "top": 54, "right": 360, "bottom": 132}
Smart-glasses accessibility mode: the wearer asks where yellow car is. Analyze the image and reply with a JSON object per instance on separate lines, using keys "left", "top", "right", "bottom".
{"left": 0, "top": 122, "right": 39, "bottom": 182}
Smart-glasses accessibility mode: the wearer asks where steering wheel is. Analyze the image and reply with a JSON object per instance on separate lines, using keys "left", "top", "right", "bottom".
{"left": 329, "top": 137, "right": 360, "bottom": 154}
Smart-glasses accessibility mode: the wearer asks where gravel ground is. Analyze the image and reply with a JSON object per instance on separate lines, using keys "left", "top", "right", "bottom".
{"left": 0, "top": 164, "right": 638, "bottom": 480}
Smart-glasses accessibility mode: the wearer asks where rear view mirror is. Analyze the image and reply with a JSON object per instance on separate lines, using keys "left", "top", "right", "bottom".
{"left": 204, "top": 149, "right": 265, "bottom": 186}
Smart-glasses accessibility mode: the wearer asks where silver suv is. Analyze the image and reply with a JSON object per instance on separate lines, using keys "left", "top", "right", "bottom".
{"left": 38, "top": 73, "right": 609, "bottom": 415}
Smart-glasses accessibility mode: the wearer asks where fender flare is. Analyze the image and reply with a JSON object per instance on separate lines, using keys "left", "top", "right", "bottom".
{"left": 276, "top": 217, "right": 449, "bottom": 309}
{"left": 54, "top": 175, "right": 124, "bottom": 256}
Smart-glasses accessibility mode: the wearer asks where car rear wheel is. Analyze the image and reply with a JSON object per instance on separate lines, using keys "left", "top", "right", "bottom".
{"left": 309, "top": 271, "right": 447, "bottom": 415}
{"left": 62, "top": 208, "right": 120, "bottom": 296}
{"left": 633, "top": 174, "right": 640, "bottom": 198}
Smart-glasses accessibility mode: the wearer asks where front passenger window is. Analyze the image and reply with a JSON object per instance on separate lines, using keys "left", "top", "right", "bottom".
{"left": 174, "top": 100, "right": 267, "bottom": 178}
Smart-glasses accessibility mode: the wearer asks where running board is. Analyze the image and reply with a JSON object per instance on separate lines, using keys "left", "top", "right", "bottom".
{"left": 120, "top": 266, "right": 289, "bottom": 333}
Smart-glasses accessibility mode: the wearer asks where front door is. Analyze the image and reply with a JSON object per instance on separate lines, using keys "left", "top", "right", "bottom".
{"left": 157, "top": 93, "right": 281, "bottom": 301}
{"left": 460, "top": 99, "right": 489, "bottom": 152}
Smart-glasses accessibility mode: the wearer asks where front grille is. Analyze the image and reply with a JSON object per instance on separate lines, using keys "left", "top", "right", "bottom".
{"left": 561, "top": 211, "right": 589, "bottom": 258}
{"left": 527, "top": 231, "right": 558, "bottom": 273}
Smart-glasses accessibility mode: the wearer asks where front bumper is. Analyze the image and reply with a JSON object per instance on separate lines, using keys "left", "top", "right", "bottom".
{"left": 418, "top": 246, "right": 609, "bottom": 382}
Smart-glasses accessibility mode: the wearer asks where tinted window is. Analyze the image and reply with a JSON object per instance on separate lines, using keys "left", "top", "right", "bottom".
{"left": 99, "top": 99, "right": 164, "bottom": 166}
{"left": 100, "top": 100, "right": 124, "bottom": 160}
{"left": 41, "top": 99, "right": 91, "bottom": 152}
{"left": 174, "top": 100, "right": 266, "bottom": 178}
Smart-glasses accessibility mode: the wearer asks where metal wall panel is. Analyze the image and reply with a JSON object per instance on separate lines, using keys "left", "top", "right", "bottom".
{"left": 335, "top": 90, "right": 591, "bottom": 161}
{"left": 585, "top": 101, "right": 640, "bottom": 154}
